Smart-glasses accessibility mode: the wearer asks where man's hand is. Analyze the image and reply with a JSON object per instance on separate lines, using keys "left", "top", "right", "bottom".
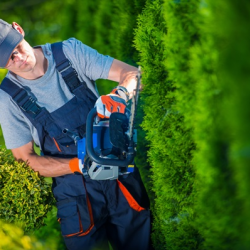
{"left": 95, "top": 86, "right": 129, "bottom": 119}
{"left": 69, "top": 157, "right": 84, "bottom": 174}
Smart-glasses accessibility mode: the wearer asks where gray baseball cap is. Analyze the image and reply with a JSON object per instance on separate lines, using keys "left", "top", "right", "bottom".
{"left": 0, "top": 19, "right": 23, "bottom": 68}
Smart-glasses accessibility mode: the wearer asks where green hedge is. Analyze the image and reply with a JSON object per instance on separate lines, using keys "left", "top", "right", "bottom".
{"left": 219, "top": 2, "right": 250, "bottom": 247}
{"left": 0, "top": 220, "right": 59, "bottom": 250}
{"left": 0, "top": 148, "right": 54, "bottom": 232}
{"left": 135, "top": 0, "right": 250, "bottom": 249}
{"left": 31, "top": 206, "right": 67, "bottom": 250}
{"left": 191, "top": 1, "right": 250, "bottom": 249}
{"left": 134, "top": 0, "right": 199, "bottom": 248}
{"left": 134, "top": 1, "right": 169, "bottom": 248}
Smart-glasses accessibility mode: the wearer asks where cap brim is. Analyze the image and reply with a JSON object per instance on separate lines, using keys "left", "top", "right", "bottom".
{"left": 0, "top": 28, "right": 23, "bottom": 68}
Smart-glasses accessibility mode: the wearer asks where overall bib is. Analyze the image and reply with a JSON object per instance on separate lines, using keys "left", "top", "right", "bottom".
{"left": 0, "top": 42, "right": 151, "bottom": 250}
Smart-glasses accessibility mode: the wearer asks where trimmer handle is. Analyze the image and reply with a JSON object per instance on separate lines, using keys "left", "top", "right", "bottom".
{"left": 86, "top": 108, "right": 134, "bottom": 167}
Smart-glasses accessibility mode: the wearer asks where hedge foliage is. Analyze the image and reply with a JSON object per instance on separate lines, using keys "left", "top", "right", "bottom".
{"left": 135, "top": 0, "right": 250, "bottom": 249}
{"left": 0, "top": 220, "right": 58, "bottom": 250}
{"left": 191, "top": 1, "right": 250, "bottom": 249}
{"left": 134, "top": 1, "right": 170, "bottom": 248}
{"left": 134, "top": 0, "right": 199, "bottom": 248}
{"left": 0, "top": 148, "right": 54, "bottom": 232}
{"left": 31, "top": 206, "right": 67, "bottom": 250}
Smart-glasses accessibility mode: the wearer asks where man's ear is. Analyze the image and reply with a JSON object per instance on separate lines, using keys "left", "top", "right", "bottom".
{"left": 12, "top": 22, "right": 25, "bottom": 36}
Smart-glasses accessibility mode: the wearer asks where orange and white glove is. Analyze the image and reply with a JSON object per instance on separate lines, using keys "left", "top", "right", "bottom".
{"left": 69, "top": 158, "right": 84, "bottom": 174}
{"left": 95, "top": 86, "right": 129, "bottom": 119}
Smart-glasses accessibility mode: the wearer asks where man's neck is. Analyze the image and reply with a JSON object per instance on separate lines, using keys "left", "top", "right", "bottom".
{"left": 17, "top": 47, "right": 48, "bottom": 80}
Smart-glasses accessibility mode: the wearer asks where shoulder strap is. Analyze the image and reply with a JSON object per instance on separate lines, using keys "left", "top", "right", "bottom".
{"left": 51, "top": 42, "right": 97, "bottom": 101}
{"left": 0, "top": 78, "right": 42, "bottom": 118}
{"left": 0, "top": 42, "right": 97, "bottom": 118}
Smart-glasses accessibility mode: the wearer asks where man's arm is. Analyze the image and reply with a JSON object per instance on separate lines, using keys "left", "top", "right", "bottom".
{"left": 94, "top": 59, "right": 139, "bottom": 119}
{"left": 11, "top": 141, "right": 72, "bottom": 177}
{"left": 11, "top": 60, "right": 138, "bottom": 177}
{"left": 108, "top": 59, "right": 138, "bottom": 98}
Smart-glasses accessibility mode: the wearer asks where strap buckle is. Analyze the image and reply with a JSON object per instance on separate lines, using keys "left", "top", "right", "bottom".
{"left": 20, "top": 97, "right": 42, "bottom": 116}
{"left": 56, "top": 59, "right": 72, "bottom": 74}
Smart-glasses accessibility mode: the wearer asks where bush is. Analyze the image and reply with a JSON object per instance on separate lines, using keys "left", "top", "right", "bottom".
{"left": 0, "top": 220, "right": 58, "bottom": 250}
{"left": 135, "top": 0, "right": 250, "bottom": 249}
{"left": 189, "top": 1, "right": 250, "bottom": 249}
{"left": 134, "top": 0, "right": 173, "bottom": 248}
{"left": 32, "top": 206, "right": 67, "bottom": 250}
{"left": 0, "top": 148, "right": 54, "bottom": 232}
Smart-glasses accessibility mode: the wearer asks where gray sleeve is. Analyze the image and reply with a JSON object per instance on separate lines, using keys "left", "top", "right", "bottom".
{"left": 0, "top": 90, "right": 33, "bottom": 149}
{"left": 63, "top": 38, "right": 114, "bottom": 81}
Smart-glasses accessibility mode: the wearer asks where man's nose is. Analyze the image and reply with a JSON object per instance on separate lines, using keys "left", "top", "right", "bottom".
{"left": 12, "top": 52, "right": 22, "bottom": 62}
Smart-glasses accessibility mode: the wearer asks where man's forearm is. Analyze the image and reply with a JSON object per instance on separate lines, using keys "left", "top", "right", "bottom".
{"left": 11, "top": 141, "right": 73, "bottom": 177}
{"left": 108, "top": 59, "right": 138, "bottom": 98}
{"left": 26, "top": 154, "right": 73, "bottom": 177}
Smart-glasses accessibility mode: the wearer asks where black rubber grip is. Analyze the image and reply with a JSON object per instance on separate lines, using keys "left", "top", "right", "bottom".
{"left": 86, "top": 108, "right": 134, "bottom": 167}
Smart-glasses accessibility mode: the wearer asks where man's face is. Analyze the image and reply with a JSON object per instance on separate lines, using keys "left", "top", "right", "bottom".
{"left": 5, "top": 39, "right": 36, "bottom": 74}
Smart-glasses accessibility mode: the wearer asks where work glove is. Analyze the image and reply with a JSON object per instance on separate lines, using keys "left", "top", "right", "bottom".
{"left": 95, "top": 86, "right": 130, "bottom": 119}
{"left": 69, "top": 158, "right": 84, "bottom": 174}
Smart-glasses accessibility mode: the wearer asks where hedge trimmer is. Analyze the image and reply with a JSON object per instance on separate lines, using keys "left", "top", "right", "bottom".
{"left": 77, "top": 66, "right": 141, "bottom": 180}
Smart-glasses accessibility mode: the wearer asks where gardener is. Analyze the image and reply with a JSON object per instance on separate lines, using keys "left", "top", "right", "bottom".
{"left": 0, "top": 19, "right": 151, "bottom": 250}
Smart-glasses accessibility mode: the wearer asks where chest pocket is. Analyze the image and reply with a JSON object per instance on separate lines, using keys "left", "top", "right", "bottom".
{"left": 38, "top": 96, "right": 92, "bottom": 157}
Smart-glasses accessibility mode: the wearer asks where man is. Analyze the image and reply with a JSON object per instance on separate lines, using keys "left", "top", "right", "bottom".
{"left": 0, "top": 19, "right": 151, "bottom": 250}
